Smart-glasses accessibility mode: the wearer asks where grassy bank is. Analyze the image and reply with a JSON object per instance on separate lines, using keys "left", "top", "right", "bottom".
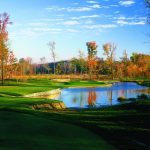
{"left": 0, "top": 79, "right": 110, "bottom": 97}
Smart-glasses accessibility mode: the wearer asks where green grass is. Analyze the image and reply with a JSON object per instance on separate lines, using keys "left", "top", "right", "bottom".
{"left": 0, "top": 78, "right": 150, "bottom": 149}
{"left": 0, "top": 98, "right": 116, "bottom": 150}
{"left": 0, "top": 79, "right": 109, "bottom": 97}
{"left": 0, "top": 79, "right": 116, "bottom": 150}
{"left": 46, "top": 100, "right": 150, "bottom": 150}
{"left": 0, "top": 111, "right": 115, "bottom": 150}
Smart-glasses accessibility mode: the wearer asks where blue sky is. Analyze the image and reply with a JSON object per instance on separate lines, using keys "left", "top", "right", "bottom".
{"left": 0, "top": 0, "right": 149, "bottom": 62}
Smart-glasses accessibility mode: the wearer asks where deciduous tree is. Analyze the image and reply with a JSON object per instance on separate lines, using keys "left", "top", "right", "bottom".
{"left": 0, "top": 12, "right": 12, "bottom": 85}
{"left": 86, "top": 41, "right": 98, "bottom": 80}
{"left": 103, "top": 42, "right": 116, "bottom": 79}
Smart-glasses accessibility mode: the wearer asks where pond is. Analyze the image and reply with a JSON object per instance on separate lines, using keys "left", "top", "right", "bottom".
{"left": 55, "top": 82, "right": 150, "bottom": 108}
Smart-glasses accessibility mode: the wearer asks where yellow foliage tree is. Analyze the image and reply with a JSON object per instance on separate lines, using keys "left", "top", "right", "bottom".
{"left": 0, "top": 13, "right": 12, "bottom": 85}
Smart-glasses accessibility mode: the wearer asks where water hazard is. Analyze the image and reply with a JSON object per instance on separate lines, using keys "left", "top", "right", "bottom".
{"left": 55, "top": 82, "right": 150, "bottom": 108}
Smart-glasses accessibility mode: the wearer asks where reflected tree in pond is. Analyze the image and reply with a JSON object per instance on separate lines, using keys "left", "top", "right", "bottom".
{"left": 87, "top": 90, "right": 97, "bottom": 107}
{"left": 107, "top": 90, "right": 113, "bottom": 105}
{"left": 72, "top": 96, "right": 77, "bottom": 104}
{"left": 79, "top": 92, "right": 84, "bottom": 108}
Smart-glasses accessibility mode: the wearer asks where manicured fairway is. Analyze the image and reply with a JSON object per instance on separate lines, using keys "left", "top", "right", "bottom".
{"left": 0, "top": 110, "right": 115, "bottom": 150}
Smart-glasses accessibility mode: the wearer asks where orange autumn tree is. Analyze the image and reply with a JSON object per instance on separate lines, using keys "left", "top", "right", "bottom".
{"left": 0, "top": 13, "right": 12, "bottom": 85}
{"left": 86, "top": 41, "right": 98, "bottom": 80}
{"left": 130, "top": 53, "right": 150, "bottom": 78}
{"left": 6, "top": 51, "right": 17, "bottom": 79}
{"left": 88, "top": 91, "right": 97, "bottom": 107}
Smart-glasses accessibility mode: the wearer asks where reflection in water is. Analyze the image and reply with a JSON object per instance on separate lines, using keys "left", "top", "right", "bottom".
{"left": 87, "top": 91, "right": 97, "bottom": 107}
{"left": 107, "top": 90, "right": 112, "bottom": 106}
{"left": 80, "top": 93, "right": 84, "bottom": 108}
{"left": 55, "top": 82, "right": 150, "bottom": 108}
{"left": 72, "top": 96, "right": 77, "bottom": 104}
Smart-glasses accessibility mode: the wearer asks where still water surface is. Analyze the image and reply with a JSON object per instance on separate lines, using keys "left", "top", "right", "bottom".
{"left": 55, "top": 82, "right": 150, "bottom": 108}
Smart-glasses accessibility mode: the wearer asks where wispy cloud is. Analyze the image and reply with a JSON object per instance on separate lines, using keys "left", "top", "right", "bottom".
{"left": 41, "top": 18, "right": 64, "bottom": 22}
{"left": 114, "top": 16, "right": 146, "bottom": 20}
{"left": 114, "top": 16, "right": 146, "bottom": 26}
{"left": 119, "top": 0, "right": 135, "bottom": 7}
{"left": 84, "top": 24, "right": 117, "bottom": 29}
{"left": 32, "top": 28, "right": 62, "bottom": 32}
{"left": 46, "top": 4, "right": 101, "bottom": 12}
{"left": 116, "top": 20, "right": 145, "bottom": 26}
{"left": 63, "top": 21, "right": 80, "bottom": 25}
{"left": 89, "top": 4, "right": 101, "bottom": 8}
{"left": 67, "top": 7, "right": 92, "bottom": 12}
{"left": 86, "top": 1, "right": 99, "bottom": 4}
{"left": 71, "top": 15, "right": 100, "bottom": 20}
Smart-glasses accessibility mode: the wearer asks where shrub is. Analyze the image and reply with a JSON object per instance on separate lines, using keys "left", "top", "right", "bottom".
{"left": 137, "top": 94, "right": 149, "bottom": 100}
{"left": 117, "top": 96, "right": 127, "bottom": 102}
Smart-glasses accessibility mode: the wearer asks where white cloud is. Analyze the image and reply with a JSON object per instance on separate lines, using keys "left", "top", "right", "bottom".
{"left": 89, "top": 4, "right": 101, "bottom": 9}
{"left": 46, "top": 4, "right": 101, "bottom": 12}
{"left": 113, "top": 16, "right": 146, "bottom": 26}
{"left": 67, "top": 7, "right": 92, "bottom": 12}
{"left": 84, "top": 24, "right": 117, "bottom": 29}
{"left": 119, "top": 0, "right": 135, "bottom": 7}
{"left": 87, "top": 1, "right": 99, "bottom": 4}
{"left": 32, "top": 28, "right": 62, "bottom": 32}
{"left": 71, "top": 15, "right": 100, "bottom": 20}
{"left": 116, "top": 20, "right": 145, "bottom": 26}
{"left": 63, "top": 21, "right": 80, "bottom": 25}
{"left": 114, "top": 16, "right": 134, "bottom": 20}
{"left": 41, "top": 18, "right": 64, "bottom": 22}
{"left": 114, "top": 16, "right": 146, "bottom": 26}
{"left": 114, "top": 16, "right": 146, "bottom": 20}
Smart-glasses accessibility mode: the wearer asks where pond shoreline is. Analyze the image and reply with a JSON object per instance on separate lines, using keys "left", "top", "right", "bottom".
{"left": 67, "top": 83, "right": 113, "bottom": 88}
{"left": 24, "top": 88, "right": 61, "bottom": 98}
{"left": 58, "top": 82, "right": 150, "bottom": 109}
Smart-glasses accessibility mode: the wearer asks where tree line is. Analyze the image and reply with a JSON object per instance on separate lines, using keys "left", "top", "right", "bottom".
{"left": 0, "top": 13, "right": 150, "bottom": 85}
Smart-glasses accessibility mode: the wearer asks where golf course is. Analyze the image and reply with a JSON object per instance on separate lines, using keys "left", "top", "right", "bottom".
{"left": 0, "top": 79, "right": 150, "bottom": 150}
{"left": 0, "top": 0, "right": 150, "bottom": 149}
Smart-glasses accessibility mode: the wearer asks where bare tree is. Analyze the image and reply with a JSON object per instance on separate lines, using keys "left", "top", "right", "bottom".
{"left": 103, "top": 42, "right": 116, "bottom": 79}
{"left": 48, "top": 41, "right": 56, "bottom": 75}
{"left": 40, "top": 57, "right": 46, "bottom": 74}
